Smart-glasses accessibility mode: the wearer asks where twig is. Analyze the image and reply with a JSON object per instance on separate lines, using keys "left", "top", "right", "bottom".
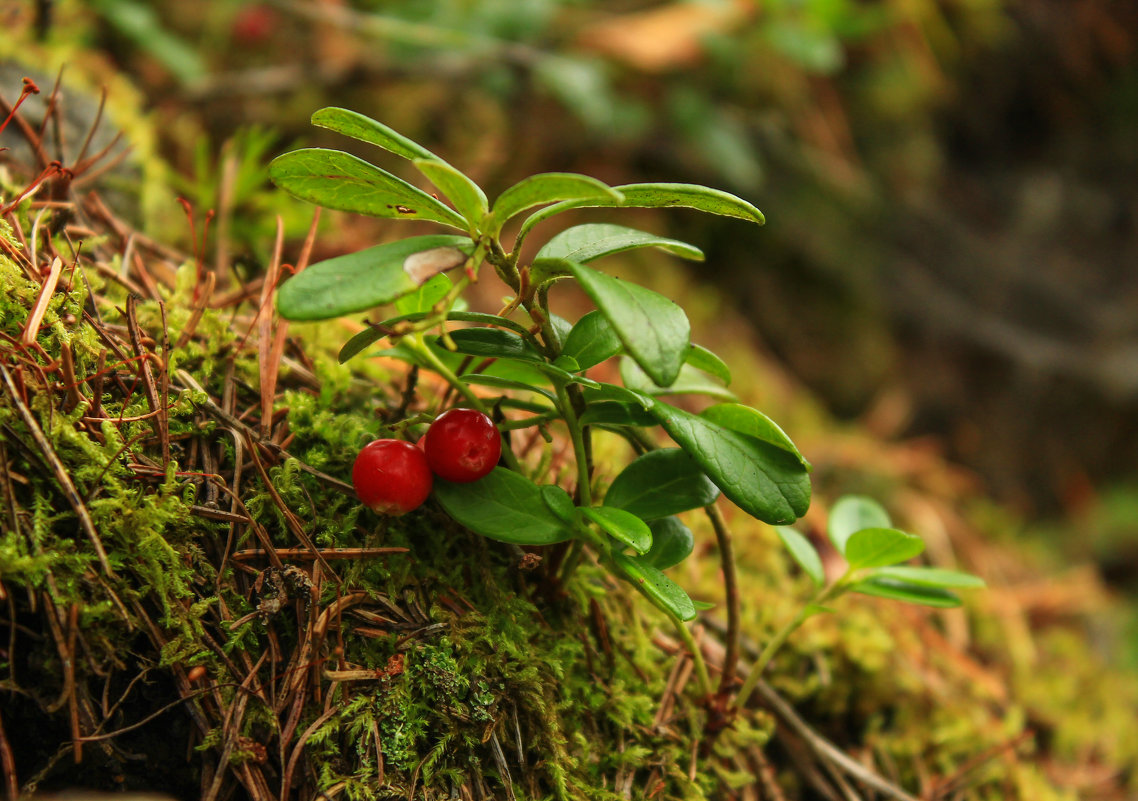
{"left": 706, "top": 502, "right": 740, "bottom": 698}
{"left": 125, "top": 296, "right": 169, "bottom": 466}
{"left": 0, "top": 707, "right": 18, "bottom": 801}
{"left": 750, "top": 679, "right": 921, "bottom": 801}
{"left": 243, "top": 431, "right": 340, "bottom": 583}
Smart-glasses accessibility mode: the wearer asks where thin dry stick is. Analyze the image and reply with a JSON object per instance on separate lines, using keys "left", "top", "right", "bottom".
{"left": 258, "top": 218, "right": 285, "bottom": 438}
{"left": 125, "top": 296, "right": 169, "bottom": 466}
{"left": 0, "top": 707, "right": 18, "bottom": 801}
{"left": 0, "top": 364, "right": 114, "bottom": 576}
{"left": 243, "top": 431, "right": 340, "bottom": 583}
{"left": 280, "top": 704, "right": 340, "bottom": 801}
{"left": 20, "top": 256, "right": 62, "bottom": 346}
{"left": 750, "top": 679, "right": 921, "bottom": 801}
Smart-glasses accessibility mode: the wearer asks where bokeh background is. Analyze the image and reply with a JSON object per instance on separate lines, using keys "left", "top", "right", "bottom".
{"left": 4, "top": 0, "right": 1137, "bottom": 624}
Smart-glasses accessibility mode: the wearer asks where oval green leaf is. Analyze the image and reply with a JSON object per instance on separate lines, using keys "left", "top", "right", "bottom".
{"left": 562, "top": 310, "right": 622, "bottom": 371}
{"left": 269, "top": 149, "right": 467, "bottom": 229}
{"left": 395, "top": 273, "right": 452, "bottom": 316}
{"left": 567, "top": 261, "right": 690, "bottom": 387}
{"left": 535, "top": 223, "right": 704, "bottom": 266}
{"left": 686, "top": 344, "right": 731, "bottom": 385}
{"left": 851, "top": 577, "right": 962, "bottom": 609}
{"left": 702, "top": 403, "right": 807, "bottom": 468}
{"left": 413, "top": 158, "right": 489, "bottom": 229}
{"left": 488, "top": 173, "right": 623, "bottom": 234}
{"left": 311, "top": 107, "right": 438, "bottom": 161}
{"left": 867, "top": 566, "right": 986, "bottom": 589}
{"left": 541, "top": 485, "right": 577, "bottom": 525}
{"left": 844, "top": 527, "right": 925, "bottom": 570}
{"left": 433, "top": 468, "right": 575, "bottom": 546}
{"left": 461, "top": 375, "right": 556, "bottom": 402}
{"left": 775, "top": 526, "right": 824, "bottom": 587}
{"left": 603, "top": 448, "right": 719, "bottom": 520}
{"left": 642, "top": 517, "right": 695, "bottom": 570}
{"left": 517, "top": 181, "right": 765, "bottom": 244}
{"left": 577, "top": 401, "right": 656, "bottom": 428}
{"left": 828, "top": 495, "right": 891, "bottom": 555}
{"left": 620, "top": 358, "right": 735, "bottom": 402}
{"left": 581, "top": 506, "right": 652, "bottom": 554}
{"left": 442, "top": 328, "right": 545, "bottom": 363}
{"left": 648, "top": 400, "right": 811, "bottom": 525}
{"left": 278, "top": 234, "right": 473, "bottom": 321}
{"left": 613, "top": 552, "right": 697, "bottom": 621}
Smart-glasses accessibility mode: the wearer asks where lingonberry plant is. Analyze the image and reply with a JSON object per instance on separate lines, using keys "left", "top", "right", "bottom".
{"left": 269, "top": 108, "right": 982, "bottom": 700}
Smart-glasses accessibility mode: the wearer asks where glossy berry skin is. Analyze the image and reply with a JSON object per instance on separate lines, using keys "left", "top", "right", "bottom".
{"left": 423, "top": 409, "right": 502, "bottom": 483}
{"left": 352, "top": 439, "right": 433, "bottom": 515}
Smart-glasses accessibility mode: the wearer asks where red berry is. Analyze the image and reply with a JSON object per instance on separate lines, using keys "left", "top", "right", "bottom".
{"left": 352, "top": 439, "right": 433, "bottom": 515}
{"left": 423, "top": 408, "right": 502, "bottom": 483}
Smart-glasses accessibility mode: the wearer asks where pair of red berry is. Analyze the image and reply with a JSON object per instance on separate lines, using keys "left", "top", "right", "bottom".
{"left": 352, "top": 408, "right": 501, "bottom": 516}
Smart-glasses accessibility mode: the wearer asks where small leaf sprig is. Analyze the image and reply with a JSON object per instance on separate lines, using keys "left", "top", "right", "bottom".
{"left": 732, "top": 495, "right": 986, "bottom": 710}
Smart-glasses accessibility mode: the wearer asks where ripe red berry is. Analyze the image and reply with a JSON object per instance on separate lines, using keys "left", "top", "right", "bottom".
{"left": 423, "top": 408, "right": 502, "bottom": 483}
{"left": 352, "top": 439, "right": 433, "bottom": 515}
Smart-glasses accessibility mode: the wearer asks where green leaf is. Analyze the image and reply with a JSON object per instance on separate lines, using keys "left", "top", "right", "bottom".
{"left": 433, "top": 468, "right": 574, "bottom": 546}
{"left": 567, "top": 261, "right": 690, "bottom": 387}
{"left": 642, "top": 517, "right": 695, "bottom": 570}
{"left": 311, "top": 107, "right": 438, "bottom": 161}
{"left": 828, "top": 495, "right": 891, "bottom": 555}
{"left": 339, "top": 327, "right": 386, "bottom": 363}
{"left": 413, "top": 158, "right": 489, "bottom": 229}
{"left": 488, "top": 174, "right": 622, "bottom": 234}
{"left": 562, "top": 310, "right": 622, "bottom": 371}
{"left": 278, "top": 234, "right": 473, "bottom": 321}
{"left": 775, "top": 526, "right": 824, "bottom": 587}
{"left": 518, "top": 181, "right": 765, "bottom": 243}
{"left": 844, "top": 527, "right": 924, "bottom": 570}
{"left": 577, "top": 401, "right": 656, "bottom": 428}
{"left": 269, "top": 149, "right": 467, "bottom": 229}
{"left": 621, "top": 358, "right": 735, "bottom": 402}
{"left": 442, "top": 328, "right": 545, "bottom": 363}
{"left": 535, "top": 223, "right": 703, "bottom": 268}
{"left": 868, "top": 566, "right": 986, "bottom": 589}
{"left": 541, "top": 485, "right": 577, "bottom": 525}
{"left": 581, "top": 506, "right": 652, "bottom": 554}
{"left": 851, "top": 577, "right": 962, "bottom": 609}
{"left": 702, "top": 403, "right": 808, "bottom": 468}
{"left": 692, "top": 599, "right": 716, "bottom": 611}
{"left": 395, "top": 273, "right": 452, "bottom": 316}
{"left": 603, "top": 448, "right": 719, "bottom": 520}
{"left": 461, "top": 375, "right": 556, "bottom": 402}
{"left": 613, "top": 552, "right": 696, "bottom": 621}
{"left": 648, "top": 399, "right": 811, "bottom": 525}
{"left": 582, "top": 382, "right": 653, "bottom": 408}
{"left": 686, "top": 344, "right": 731, "bottom": 386}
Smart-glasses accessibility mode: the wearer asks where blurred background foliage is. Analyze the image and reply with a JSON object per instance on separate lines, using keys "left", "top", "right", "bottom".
{"left": 6, "top": 0, "right": 1137, "bottom": 567}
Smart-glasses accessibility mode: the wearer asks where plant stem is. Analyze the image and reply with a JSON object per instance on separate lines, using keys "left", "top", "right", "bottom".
{"left": 555, "top": 382, "right": 591, "bottom": 508}
{"left": 671, "top": 614, "right": 713, "bottom": 697}
{"left": 705, "top": 503, "right": 740, "bottom": 699}
{"left": 732, "top": 580, "right": 846, "bottom": 711}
